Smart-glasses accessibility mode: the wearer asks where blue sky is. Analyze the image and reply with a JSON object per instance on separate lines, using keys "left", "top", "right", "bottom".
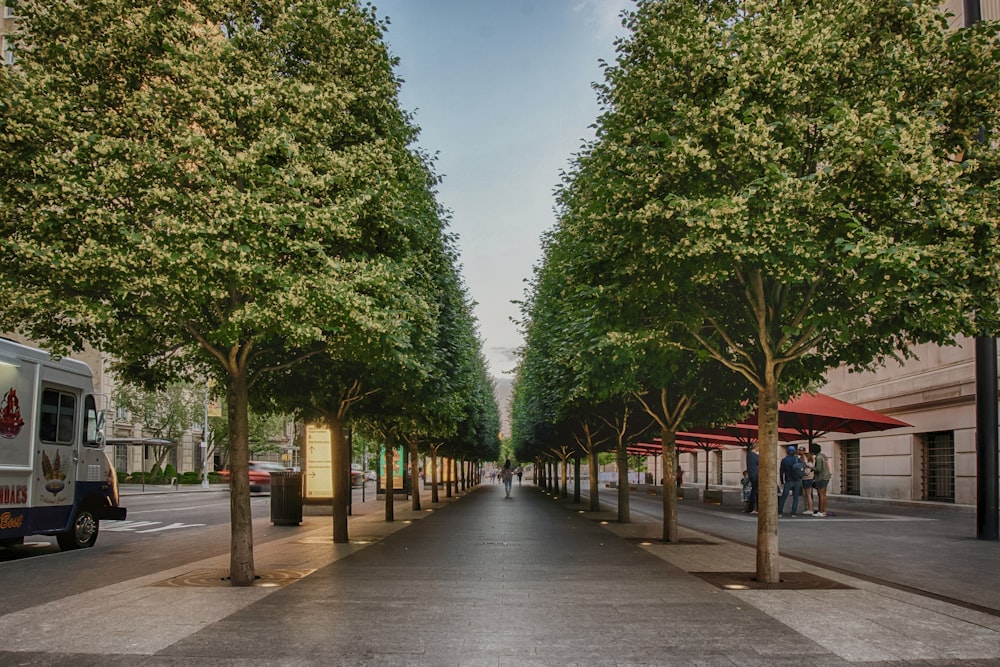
{"left": 373, "top": 0, "right": 633, "bottom": 378}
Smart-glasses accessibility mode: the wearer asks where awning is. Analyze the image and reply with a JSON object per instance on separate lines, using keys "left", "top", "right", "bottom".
{"left": 105, "top": 437, "right": 176, "bottom": 447}
{"left": 741, "top": 392, "right": 910, "bottom": 444}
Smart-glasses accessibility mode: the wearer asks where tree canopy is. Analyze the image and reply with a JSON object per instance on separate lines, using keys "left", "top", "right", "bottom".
{"left": 0, "top": 0, "right": 499, "bottom": 584}
{"left": 513, "top": 0, "right": 1000, "bottom": 582}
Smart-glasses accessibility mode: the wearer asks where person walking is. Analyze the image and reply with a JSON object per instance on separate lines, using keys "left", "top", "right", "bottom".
{"left": 778, "top": 445, "right": 803, "bottom": 517}
{"left": 501, "top": 459, "right": 513, "bottom": 498}
{"left": 745, "top": 444, "right": 760, "bottom": 513}
{"left": 810, "top": 443, "right": 831, "bottom": 516}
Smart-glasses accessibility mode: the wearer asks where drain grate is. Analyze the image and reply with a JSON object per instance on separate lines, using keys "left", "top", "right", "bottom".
{"left": 153, "top": 568, "right": 315, "bottom": 588}
{"left": 691, "top": 571, "right": 853, "bottom": 591}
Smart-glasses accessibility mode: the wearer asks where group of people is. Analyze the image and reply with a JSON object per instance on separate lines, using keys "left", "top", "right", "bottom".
{"left": 741, "top": 442, "right": 832, "bottom": 517}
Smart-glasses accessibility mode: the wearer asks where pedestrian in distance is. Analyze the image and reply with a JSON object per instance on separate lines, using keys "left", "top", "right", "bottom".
{"left": 800, "top": 447, "right": 816, "bottom": 515}
{"left": 778, "top": 445, "right": 803, "bottom": 517}
{"left": 740, "top": 470, "right": 751, "bottom": 512}
{"left": 515, "top": 466, "right": 523, "bottom": 485}
{"left": 745, "top": 444, "right": 759, "bottom": 514}
{"left": 502, "top": 459, "right": 513, "bottom": 498}
{"left": 810, "top": 443, "right": 832, "bottom": 516}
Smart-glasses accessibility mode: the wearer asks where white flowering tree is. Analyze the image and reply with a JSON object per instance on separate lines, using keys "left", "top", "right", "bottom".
{"left": 557, "top": 0, "right": 1000, "bottom": 582}
{"left": 0, "top": 0, "right": 437, "bottom": 585}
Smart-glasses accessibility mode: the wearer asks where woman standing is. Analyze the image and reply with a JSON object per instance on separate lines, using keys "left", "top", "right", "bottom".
{"left": 800, "top": 448, "right": 816, "bottom": 515}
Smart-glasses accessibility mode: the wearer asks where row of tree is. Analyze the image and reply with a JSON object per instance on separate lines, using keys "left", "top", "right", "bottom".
{"left": 0, "top": 0, "right": 500, "bottom": 586}
{"left": 511, "top": 0, "right": 1000, "bottom": 583}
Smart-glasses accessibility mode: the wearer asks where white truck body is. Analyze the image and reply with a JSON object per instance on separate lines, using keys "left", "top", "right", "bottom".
{"left": 0, "top": 339, "right": 126, "bottom": 550}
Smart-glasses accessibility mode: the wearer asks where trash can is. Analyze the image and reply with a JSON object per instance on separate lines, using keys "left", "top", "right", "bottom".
{"left": 269, "top": 471, "right": 302, "bottom": 526}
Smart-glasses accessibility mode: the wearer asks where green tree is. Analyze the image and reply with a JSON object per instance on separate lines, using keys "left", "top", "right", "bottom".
{"left": 576, "top": 0, "right": 1000, "bottom": 581}
{"left": 513, "top": 172, "right": 747, "bottom": 536}
{"left": 0, "top": 0, "right": 435, "bottom": 585}
{"left": 113, "top": 380, "right": 206, "bottom": 472}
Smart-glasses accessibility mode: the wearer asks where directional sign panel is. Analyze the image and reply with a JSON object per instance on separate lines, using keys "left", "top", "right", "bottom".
{"left": 304, "top": 424, "right": 332, "bottom": 500}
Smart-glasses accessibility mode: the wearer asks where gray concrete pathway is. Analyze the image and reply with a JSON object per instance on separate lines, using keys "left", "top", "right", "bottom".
{"left": 1, "top": 483, "right": 999, "bottom": 665}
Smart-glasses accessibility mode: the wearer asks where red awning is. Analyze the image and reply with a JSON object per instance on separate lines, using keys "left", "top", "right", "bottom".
{"left": 743, "top": 392, "right": 910, "bottom": 443}
{"left": 681, "top": 424, "right": 801, "bottom": 445}
{"left": 629, "top": 436, "right": 733, "bottom": 456}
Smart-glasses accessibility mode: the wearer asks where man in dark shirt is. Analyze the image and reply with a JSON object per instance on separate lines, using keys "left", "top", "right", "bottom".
{"left": 778, "top": 445, "right": 802, "bottom": 517}
{"left": 745, "top": 444, "right": 759, "bottom": 513}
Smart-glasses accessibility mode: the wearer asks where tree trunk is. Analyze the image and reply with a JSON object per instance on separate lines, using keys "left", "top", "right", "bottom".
{"left": 661, "top": 427, "right": 678, "bottom": 543}
{"left": 329, "top": 416, "right": 349, "bottom": 543}
{"left": 616, "top": 441, "right": 630, "bottom": 523}
{"left": 226, "top": 369, "right": 254, "bottom": 586}
{"left": 573, "top": 456, "right": 581, "bottom": 503}
{"left": 409, "top": 438, "right": 421, "bottom": 511}
{"left": 430, "top": 446, "right": 440, "bottom": 504}
{"left": 384, "top": 440, "right": 394, "bottom": 522}
{"left": 755, "top": 370, "right": 781, "bottom": 583}
{"left": 561, "top": 457, "right": 568, "bottom": 498}
{"left": 588, "top": 448, "right": 600, "bottom": 511}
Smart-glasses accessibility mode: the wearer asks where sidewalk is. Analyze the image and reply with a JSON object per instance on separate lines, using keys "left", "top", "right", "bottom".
{"left": 2, "top": 482, "right": 999, "bottom": 665}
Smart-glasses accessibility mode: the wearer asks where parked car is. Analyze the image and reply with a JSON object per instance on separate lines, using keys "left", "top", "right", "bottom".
{"left": 351, "top": 468, "right": 365, "bottom": 488}
{"left": 217, "top": 461, "right": 289, "bottom": 493}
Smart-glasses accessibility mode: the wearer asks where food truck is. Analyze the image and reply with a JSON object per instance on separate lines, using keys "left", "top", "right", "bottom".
{"left": 0, "top": 339, "right": 126, "bottom": 550}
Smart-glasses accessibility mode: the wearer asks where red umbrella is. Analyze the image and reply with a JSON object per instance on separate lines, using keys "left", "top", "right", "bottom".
{"left": 681, "top": 424, "right": 801, "bottom": 446}
{"left": 628, "top": 438, "right": 729, "bottom": 455}
{"left": 632, "top": 435, "right": 738, "bottom": 491}
{"left": 743, "top": 392, "right": 910, "bottom": 444}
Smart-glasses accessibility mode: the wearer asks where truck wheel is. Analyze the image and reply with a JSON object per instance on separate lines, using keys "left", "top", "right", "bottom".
{"left": 56, "top": 507, "right": 99, "bottom": 550}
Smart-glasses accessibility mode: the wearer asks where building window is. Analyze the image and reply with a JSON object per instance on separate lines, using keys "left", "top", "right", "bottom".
{"left": 840, "top": 439, "right": 861, "bottom": 496}
{"left": 2, "top": 35, "right": 13, "bottom": 65}
{"left": 922, "top": 431, "right": 955, "bottom": 502}
{"left": 3, "top": 4, "right": 14, "bottom": 18}
{"left": 114, "top": 444, "right": 128, "bottom": 473}
{"left": 713, "top": 450, "right": 723, "bottom": 485}
{"left": 984, "top": 0, "right": 1000, "bottom": 21}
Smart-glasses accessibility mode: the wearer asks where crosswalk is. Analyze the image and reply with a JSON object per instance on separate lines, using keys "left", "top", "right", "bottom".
{"left": 102, "top": 520, "right": 206, "bottom": 533}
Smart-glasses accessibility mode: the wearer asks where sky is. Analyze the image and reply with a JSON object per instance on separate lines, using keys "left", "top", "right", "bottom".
{"left": 372, "top": 0, "right": 633, "bottom": 379}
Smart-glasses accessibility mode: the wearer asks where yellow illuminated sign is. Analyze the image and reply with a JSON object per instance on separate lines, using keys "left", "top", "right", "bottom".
{"left": 304, "top": 425, "right": 332, "bottom": 500}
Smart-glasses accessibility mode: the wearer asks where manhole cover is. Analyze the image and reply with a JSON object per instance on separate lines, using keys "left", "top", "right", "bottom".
{"left": 691, "top": 571, "right": 853, "bottom": 590}
{"left": 154, "top": 568, "right": 315, "bottom": 588}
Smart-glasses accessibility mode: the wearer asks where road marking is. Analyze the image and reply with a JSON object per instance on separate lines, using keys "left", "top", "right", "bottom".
{"left": 102, "top": 520, "right": 206, "bottom": 532}
{"left": 136, "top": 522, "right": 206, "bottom": 533}
{"left": 123, "top": 503, "right": 231, "bottom": 515}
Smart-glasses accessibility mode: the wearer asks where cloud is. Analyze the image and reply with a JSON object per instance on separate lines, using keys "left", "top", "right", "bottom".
{"left": 573, "top": 0, "right": 632, "bottom": 44}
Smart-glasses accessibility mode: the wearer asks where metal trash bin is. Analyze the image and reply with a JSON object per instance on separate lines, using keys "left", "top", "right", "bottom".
{"left": 269, "top": 471, "right": 302, "bottom": 526}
